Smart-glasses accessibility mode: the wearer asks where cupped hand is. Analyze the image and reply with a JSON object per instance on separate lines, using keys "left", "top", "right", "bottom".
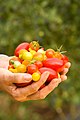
{"left": 0, "top": 54, "right": 71, "bottom": 102}
{"left": 19, "top": 62, "right": 71, "bottom": 102}
{"left": 0, "top": 68, "right": 50, "bottom": 102}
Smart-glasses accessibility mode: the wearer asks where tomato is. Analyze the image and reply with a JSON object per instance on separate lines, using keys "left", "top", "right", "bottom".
{"left": 27, "top": 64, "right": 38, "bottom": 74}
{"left": 9, "top": 56, "right": 22, "bottom": 65}
{"left": 53, "top": 51, "right": 62, "bottom": 59}
{"left": 43, "top": 58, "right": 64, "bottom": 72}
{"left": 16, "top": 64, "right": 26, "bottom": 73}
{"left": 22, "top": 60, "right": 30, "bottom": 66}
{"left": 9, "top": 68, "right": 18, "bottom": 73}
{"left": 29, "top": 48, "right": 36, "bottom": 55}
{"left": 22, "top": 51, "right": 33, "bottom": 61}
{"left": 46, "top": 49, "right": 55, "bottom": 58}
{"left": 33, "top": 52, "right": 44, "bottom": 61}
{"left": 13, "top": 61, "right": 21, "bottom": 68}
{"left": 37, "top": 49, "right": 45, "bottom": 55}
{"left": 39, "top": 67, "right": 58, "bottom": 82}
{"left": 19, "top": 49, "right": 28, "bottom": 59}
{"left": 34, "top": 61, "right": 43, "bottom": 69}
{"left": 14, "top": 42, "right": 29, "bottom": 56}
{"left": 61, "top": 55, "right": 69, "bottom": 64}
{"left": 32, "top": 72, "right": 41, "bottom": 81}
{"left": 8, "top": 64, "right": 14, "bottom": 69}
{"left": 29, "top": 41, "right": 40, "bottom": 51}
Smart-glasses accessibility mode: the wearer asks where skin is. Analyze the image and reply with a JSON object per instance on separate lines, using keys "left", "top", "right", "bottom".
{"left": 0, "top": 55, "right": 71, "bottom": 102}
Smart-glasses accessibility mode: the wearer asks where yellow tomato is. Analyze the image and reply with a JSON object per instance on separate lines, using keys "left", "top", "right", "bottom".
{"left": 22, "top": 60, "right": 30, "bottom": 66}
{"left": 32, "top": 72, "right": 41, "bottom": 81}
{"left": 19, "top": 49, "right": 28, "bottom": 59}
{"left": 37, "top": 49, "right": 45, "bottom": 55}
{"left": 9, "top": 68, "right": 18, "bottom": 73}
{"left": 16, "top": 64, "right": 26, "bottom": 73}
{"left": 22, "top": 51, "right": 33, "bottom": 61}
{"left": 33, "top": 52, "right": 44, "bottom": 61}
{"left": 29, "top": 48, "right": 36, "bottom": 56}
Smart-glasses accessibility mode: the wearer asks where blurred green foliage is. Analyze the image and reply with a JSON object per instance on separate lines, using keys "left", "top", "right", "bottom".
{"left": 0, "top": 0, "right": 80, "bottom": 120}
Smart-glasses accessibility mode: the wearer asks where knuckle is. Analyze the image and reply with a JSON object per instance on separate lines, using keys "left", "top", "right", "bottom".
{"left": 11, "top": 91, "right": 20, "bottom": 99}
{"left": 31, "top": 84, "right": 38, "bottom": 93}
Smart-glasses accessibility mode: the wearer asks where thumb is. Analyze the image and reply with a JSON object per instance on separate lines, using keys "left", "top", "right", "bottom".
{"left": 10, "top": 73, "right": 32, "bottom": 84}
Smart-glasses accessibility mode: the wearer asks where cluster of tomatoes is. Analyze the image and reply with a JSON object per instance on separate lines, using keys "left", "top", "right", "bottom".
{"left": 8, "top": 41, "right": 69, "bottom": 88}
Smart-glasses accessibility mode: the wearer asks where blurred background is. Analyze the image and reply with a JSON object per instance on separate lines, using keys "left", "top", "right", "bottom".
{"left": 0, "top": 0, "right": 80, "bottom": 120}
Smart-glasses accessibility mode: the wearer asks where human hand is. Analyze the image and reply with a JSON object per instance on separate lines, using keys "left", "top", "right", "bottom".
{"left": 0, "top": 54, "right": 71, "bottom": 102}
{"left": 19, "top": 62, "right": 71, "bottom": 101}
{"left": 0, "top": 68, "right": 50, "bottom": 101}
{"left": 9, "top": 62, "right": 70, "bottom": 102}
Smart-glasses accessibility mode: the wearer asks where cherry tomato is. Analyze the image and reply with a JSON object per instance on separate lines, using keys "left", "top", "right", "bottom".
{"left": 8, "top": 64, "right": 14, "bottom": 69}
{"left": 61, "top": 55, "right": 69, "bottom": 64}
{"left": 29, "top": 41, "right": 40, "bottom": 51}
{"left": 39, "top": 67, "right": 58, "bottom": 82}
{"left": 16, "top": 64, "right": 26, "bottom": 73}
{"left": 19, "top": 49, "right": 28, "bottom": 59}
{"left": 53, "top": 51, "right": 62, "bottom": 59}
{"left": 14, "top": 42, "right": 29, "bottom": 56}
{"left": 33, "top": 52, "right": 44, "bottom": 61}
{"left": 9, "top": 56, "right": 22, "bottom": 65}
{"left": 43, "top": 58, "right": 64, "bottom": 72}
{"left": 13, "top": 61, "right": 21, "bottom": 68}
{"left": 29, "top": 48, "right": 36, "bottom": 55}
{"left": 27, "top": 64, "right": 38, "bottom": 74}
{"left": 46, "top": 49, "right": 55, "bottom": 58}
{"left": 37, "top": 49, "right": 45, "bottom": 55}
{"left": 9, "top": 68, "right": 18, "bottom": 73}
{"left": 34, "top": 61, "right": 43, "bottom": 69}
{"left": 22, "top": 51, "right": 33, "bottom": 61}
{"left": 32, "top": 72, "right": 41, "bottom": 81}
{"left": 22, "top": 60, "right": 30, "bottom": 66}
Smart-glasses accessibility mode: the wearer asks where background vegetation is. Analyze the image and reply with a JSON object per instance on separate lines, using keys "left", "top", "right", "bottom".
{"left": 0, "top": 0, "right": 80, "bottom": 120}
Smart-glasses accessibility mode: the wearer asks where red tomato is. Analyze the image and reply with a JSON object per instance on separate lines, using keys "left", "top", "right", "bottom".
{"left": 14, "top": 42, "right": 29, "bottom": 56}
{"left": 34, "top": 61, "right": 43, "bottom": 69}
{"left": 43, "top": 58, "right": 64, "bottom": 72}
{"left": 46, "top": 49, "right": 55, "bottom": 58}
{"left": 39, "top": 67, "right": 58, "bottom": 82}
{"left": 27, "top": 64, "right": 38, "bottom": 74}
{"left": 8, "top": 64, "right": 14, "bottom": 69}
{"left": 29, "top": 41, "right": 40, "bottom": 51}
{"left": 61, "top": 55, "right": 69, "bottom": 64}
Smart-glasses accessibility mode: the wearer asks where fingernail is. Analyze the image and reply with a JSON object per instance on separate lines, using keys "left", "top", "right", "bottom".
{"left": 24, "top": 74, "right": 32, "bottom": 81}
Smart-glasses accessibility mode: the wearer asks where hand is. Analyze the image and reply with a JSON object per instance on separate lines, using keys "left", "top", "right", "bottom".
{"left": 0, "top": 68, "right": 50, "bottom": 102}
{"left": 20, "top": 62, "right": 71, "bottom": 102}
{"left": 0, "top": 55, "right": 71, "bottom": 102}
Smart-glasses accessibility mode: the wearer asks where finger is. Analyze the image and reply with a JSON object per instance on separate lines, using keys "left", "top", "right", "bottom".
{"left": 10, "top": 73, "right": 32, "bottom": 84}
{"left": 62, "top": 68, "right": 68, "bottom": 75}
{"left": 65, "top": 62, "right": 71, "bottom": 68}
{"left": 14, "top": 71, "right": 50, "bottom": 97}
{"left": 20, "top": 78, "right": 61, "bottom": 101}
{"left": 60, "top": 75, "right": 67, "bottom": 81}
